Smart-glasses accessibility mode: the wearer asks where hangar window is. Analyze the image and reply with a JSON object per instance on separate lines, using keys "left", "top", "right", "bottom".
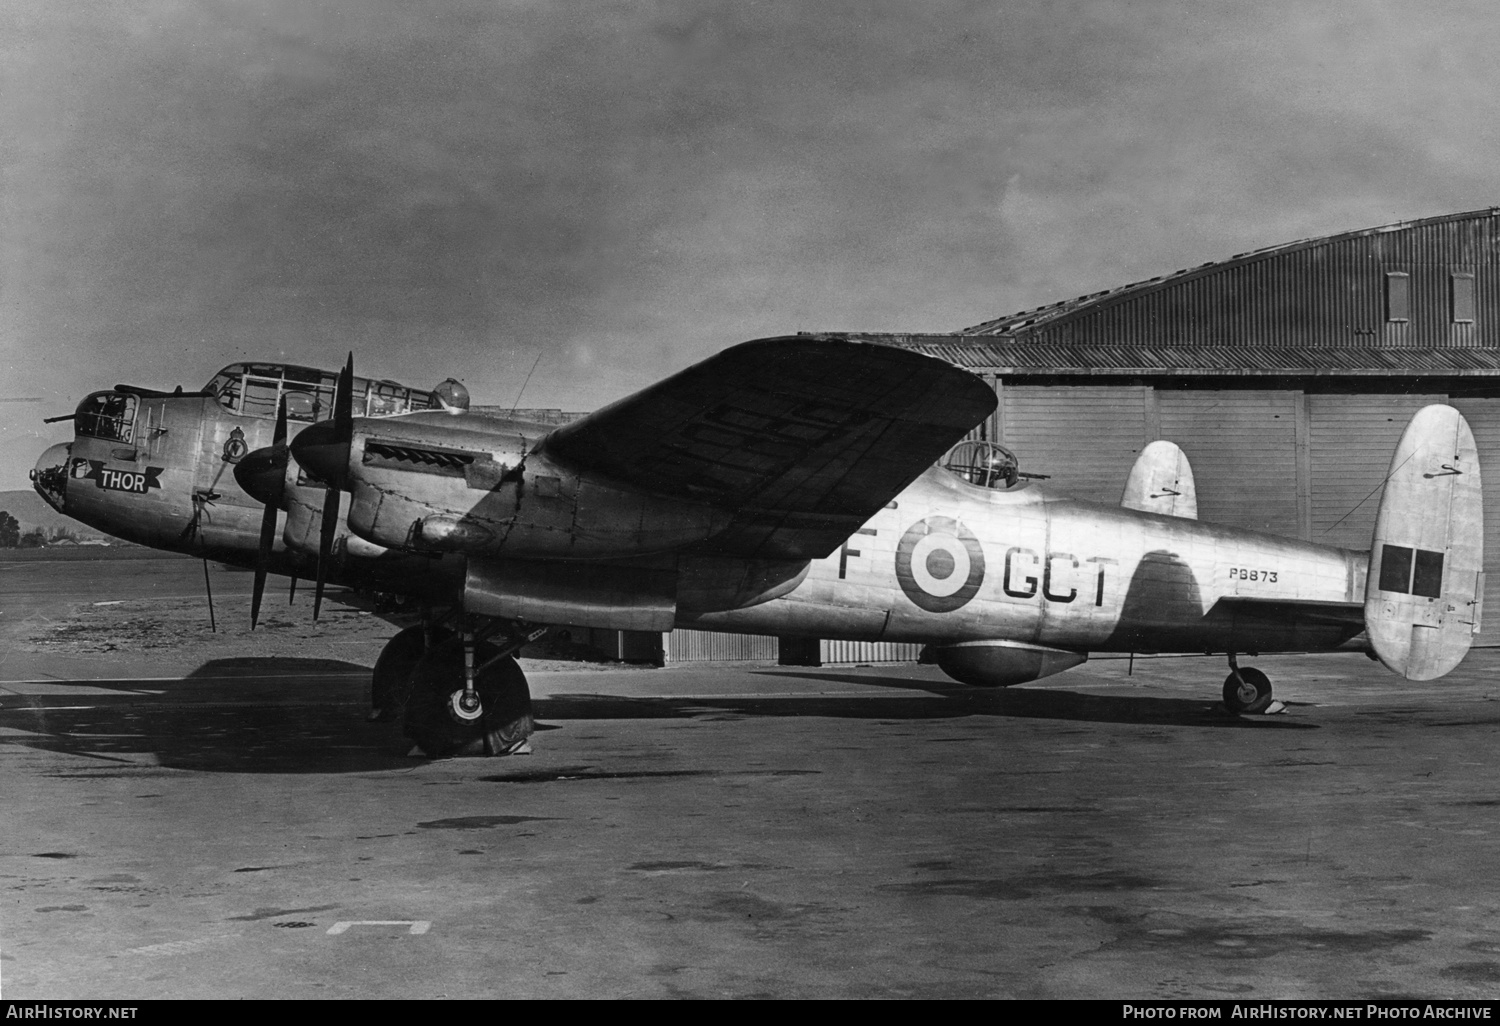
{"left": 1451, "top": 273, "right": 1476, "bottom": 324}
{"left": 1385, "top": 272, "right": 1410, "bottom": 323}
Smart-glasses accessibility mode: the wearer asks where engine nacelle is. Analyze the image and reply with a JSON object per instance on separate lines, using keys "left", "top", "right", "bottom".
{"left": 929, "top": 639, "right": 1086, "bottom": 687}
{"left": 346, "top": 447, "right": 730, "bottom": 560}
{"left": 464, "top": 557, "right": 677, "bottom": 632}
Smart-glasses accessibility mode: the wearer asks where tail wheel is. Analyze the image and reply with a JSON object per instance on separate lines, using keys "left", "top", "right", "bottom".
{"left": 403, "top": 639, "right": 534, "bottom": 758}
{"left": 370, "top": 624, "right": 452, "bottom": 722}
{"left": 1222, "top": 667, "right": 1273, "bottom": 715}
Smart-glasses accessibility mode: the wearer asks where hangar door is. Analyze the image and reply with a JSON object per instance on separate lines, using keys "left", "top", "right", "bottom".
{"left": 998, "top": 385, "right": 1149, "bottom": 504}
{"left": 1157, "top": 391, "right": 1300, "bottom": 538}
{"left": 1306, "top": 395, "right": 1446, "bottom": 551}
{"left": 1308, "top": 393, "right": 1498, "bottom": 647}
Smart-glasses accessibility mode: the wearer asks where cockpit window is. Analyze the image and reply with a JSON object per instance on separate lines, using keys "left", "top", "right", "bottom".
{"left": 206, "top": 370, "right": 241, "bottom": 412}
{"left": 241, "top": 376, "right": 283, "bottom": 418}
{"left": 365, "top": 381, "right": 408, "bottom": 417}
{"left": 76, "top": 392, "right": 137, "bottom": 443}
{"left": 942, "top": 440, "right": 1021, "bottom": 490}
{"left": 201, "top": 363, "right": 439, "bottom": 422}
{"left": 282, "top": 388, "right": 320, "bottom": 420}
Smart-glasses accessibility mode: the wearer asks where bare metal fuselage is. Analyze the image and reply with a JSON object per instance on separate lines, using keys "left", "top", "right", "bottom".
{"left": 682, "top": 467, "right": 1368, "bottom": 656}
{"left": 40, "top": 390, "right": 1368, "bottom": 660}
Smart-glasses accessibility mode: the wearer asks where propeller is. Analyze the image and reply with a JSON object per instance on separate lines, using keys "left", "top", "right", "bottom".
{"left": 289, "top": 353, "right": 356, "bottom": 620}
{"left": 233, "top": 397, "right": 288, "bottom": 629}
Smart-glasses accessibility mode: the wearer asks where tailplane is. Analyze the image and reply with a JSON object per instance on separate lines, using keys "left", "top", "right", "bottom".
{"left": 1121, "top": 440, "right": 1198, "bottom": 519}
{"left": 1364, "top": 405, "right": 1484, "bottom": 680}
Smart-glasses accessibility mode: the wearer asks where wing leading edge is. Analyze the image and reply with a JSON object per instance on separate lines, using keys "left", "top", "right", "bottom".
{"left": 542, "top": 335, "right": 997, "bottom": 559}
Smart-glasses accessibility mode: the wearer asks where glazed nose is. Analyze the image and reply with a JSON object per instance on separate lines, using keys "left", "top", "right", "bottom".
{"left": 31, "top": 442, "right": 71, "bottom": 513}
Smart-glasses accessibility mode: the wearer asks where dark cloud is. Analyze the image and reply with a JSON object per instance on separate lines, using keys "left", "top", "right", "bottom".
{"left": 3, "top": 1, "right": 1498, "bottom": 485}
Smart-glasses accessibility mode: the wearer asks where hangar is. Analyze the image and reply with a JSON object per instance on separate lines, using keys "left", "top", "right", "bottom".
{"left": 856, "top": 206, "right": 1500, "bottom": 648}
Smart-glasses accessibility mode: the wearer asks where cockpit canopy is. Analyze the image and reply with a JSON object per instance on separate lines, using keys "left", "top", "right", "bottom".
{"left": 75, "top": 391, "right": 137, "bottom": 443}
{"left": 942, "top": 440, "right": 1022, "bottom": 490}
{"left": 202, "top": 363, "right": 440, "bottom": 423}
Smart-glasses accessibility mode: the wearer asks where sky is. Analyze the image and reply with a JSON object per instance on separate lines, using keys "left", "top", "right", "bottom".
{"left": 4, "top": 0, "right": 1500, "bottom": 488}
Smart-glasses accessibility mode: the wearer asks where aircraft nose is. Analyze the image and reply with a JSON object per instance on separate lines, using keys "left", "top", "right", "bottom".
{"left": 31, "top": 442, "right": 71, "bottom": 514}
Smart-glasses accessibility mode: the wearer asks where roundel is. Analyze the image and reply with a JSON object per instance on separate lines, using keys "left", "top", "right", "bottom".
{"left": 895, "top": 516, "right": 985, "bottom": 613}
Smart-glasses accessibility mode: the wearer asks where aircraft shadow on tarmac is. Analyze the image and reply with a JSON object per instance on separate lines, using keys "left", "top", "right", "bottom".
{"left": 545, "top": 670, "right": 1317, "bottom": 732}
{"left": 0, "top": 658, "right": 1314, "bottom": 775}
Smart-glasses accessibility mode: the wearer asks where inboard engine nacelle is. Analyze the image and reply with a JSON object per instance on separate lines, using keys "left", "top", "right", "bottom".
{"left": 345, "top": 443, "right": 731, "bottom": 560}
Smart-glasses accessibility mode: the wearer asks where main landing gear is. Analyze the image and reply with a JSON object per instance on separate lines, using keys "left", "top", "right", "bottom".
{"left": 370, "top": 615, "right": 548, "bottom": 758}
{"left": 1221, "top": 653, "right": 1280, "bottom": 715}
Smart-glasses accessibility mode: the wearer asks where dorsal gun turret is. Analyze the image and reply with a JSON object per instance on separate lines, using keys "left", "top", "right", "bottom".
{"left": 941, "top": 440, "right": 1048, "bottom": 489}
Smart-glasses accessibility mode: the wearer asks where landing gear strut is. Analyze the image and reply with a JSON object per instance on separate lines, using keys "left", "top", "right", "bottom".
{"left": 399, "top": 620, "right": 548, "bottom": 758}
{"left": 1222, "top": 653, "right": 1274, "bottom": 715}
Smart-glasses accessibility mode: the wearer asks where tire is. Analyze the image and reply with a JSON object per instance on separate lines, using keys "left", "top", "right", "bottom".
{"left": 1222, "top": 667, "right": 1273, "bottom": 715}
{"left": 403, "top": 639, "right": 534, "bottom": 758}
{"left": 370, "top": 625, "right": 452, "bottom": 722}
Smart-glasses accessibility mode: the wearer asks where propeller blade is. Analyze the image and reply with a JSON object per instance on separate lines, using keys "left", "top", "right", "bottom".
{"left": 313, "top": 484, "right": 339, "bottom": 621}
{"left": 233, "top": 399, "right": 290, "bottom": 508}
{"left": 314, "top": 357, "right": 354, "bottom": 621}
{"left": 251, "top": 501, "right": 276, "bottom": 629}
{"left": 333, "top": 352, "right": 354, "bottom": 445}
{"left": 288, "top": 353, "right": 355, "bottom": 490}
{"left": 282, "top": 356, "right": 356, "bottom": 622}
{"left": 245, "top": 398, "right": 288, "bottom": 631}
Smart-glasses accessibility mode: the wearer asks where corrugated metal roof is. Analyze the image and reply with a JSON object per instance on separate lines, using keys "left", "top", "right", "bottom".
{"left": 837, "top": 334, "right": 1500, "bottom": 376}
{"left": 960, "top": 207, "right": 1500, "bottom": 337}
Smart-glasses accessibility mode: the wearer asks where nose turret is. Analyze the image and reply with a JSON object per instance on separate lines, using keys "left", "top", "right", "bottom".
{"left": 32, "top": 442, "right": 71, "bottom": 513}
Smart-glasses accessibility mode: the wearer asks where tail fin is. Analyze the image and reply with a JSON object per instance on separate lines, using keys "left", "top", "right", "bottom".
{"left": 1364, "top": 405, "right": 1484, "bottom": 680}
{"left": 1121, "top": 440, "right": 1198, "bottom": 519}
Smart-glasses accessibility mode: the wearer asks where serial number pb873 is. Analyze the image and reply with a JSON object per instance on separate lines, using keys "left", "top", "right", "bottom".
{"left": 1228, "top": 567, "right": 1278, "bottom": 583}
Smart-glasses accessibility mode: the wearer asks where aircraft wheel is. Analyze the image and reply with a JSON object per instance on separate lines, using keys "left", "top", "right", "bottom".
{"left": 403, "top": 639, "right": 534, "bottom": 758}
{"left": 369, "top": 625, "right": 452, "bottom": 722}
{"left": 1223, "top": 667, "right": 1273, "bottom": 714}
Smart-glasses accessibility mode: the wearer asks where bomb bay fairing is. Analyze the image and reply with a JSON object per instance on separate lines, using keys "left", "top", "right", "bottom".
{"left": 33, "top": 337, "right": 1484, "bottom": 757}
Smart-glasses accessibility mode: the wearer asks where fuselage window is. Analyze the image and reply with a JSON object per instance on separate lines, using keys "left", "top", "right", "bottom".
{"left": 76, "top": 393, "right": 138, "bottom": 443}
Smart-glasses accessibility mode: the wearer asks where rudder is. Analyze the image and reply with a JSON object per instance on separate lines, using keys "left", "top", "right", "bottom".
{"left": 1364, "top": 405, "right": 1484, "bottom": 680}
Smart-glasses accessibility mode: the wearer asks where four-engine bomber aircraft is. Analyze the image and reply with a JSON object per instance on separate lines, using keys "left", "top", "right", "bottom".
{"left": 32, "top": 337, "right": 1484, "bottom": 756}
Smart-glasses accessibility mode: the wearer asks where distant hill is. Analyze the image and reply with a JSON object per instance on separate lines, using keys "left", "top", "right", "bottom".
{"left": 0, "top": 489, "right": 110, "bottom": 540}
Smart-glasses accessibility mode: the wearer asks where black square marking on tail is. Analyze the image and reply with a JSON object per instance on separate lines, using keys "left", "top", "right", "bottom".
{"left": 1379, "top": 544, "right": 1414, "bottom": 594}
{"left": 1412, "top": 549, "right": 1445, "bottom": 598}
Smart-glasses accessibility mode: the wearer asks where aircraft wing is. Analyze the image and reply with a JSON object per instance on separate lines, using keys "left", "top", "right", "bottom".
{"left": 542, "top": 335, "right": 997, "bottom": 559}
